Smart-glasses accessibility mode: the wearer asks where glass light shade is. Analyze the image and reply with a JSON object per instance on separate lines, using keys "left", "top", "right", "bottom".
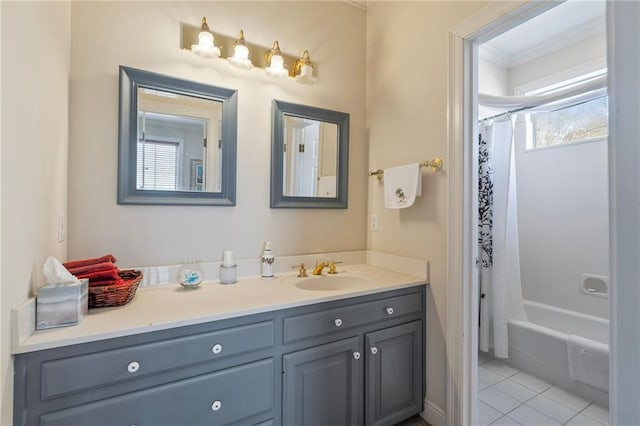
{"left": 228, "top": 44, "right": 253, "bottom": 69}
{"left": 198, "top": 31, "right": 214, "bottom": 48}
{"left": 234, "top": 44, "right": 249, "bottom": 60}
{"left": 266, "top": 54, "right": 288, "bottom": 78}
{"left": 191, "top": 31, "right": 220, "bottom": 59}
{"left": 295, "top": 63, "right": 317, "bottom": 85}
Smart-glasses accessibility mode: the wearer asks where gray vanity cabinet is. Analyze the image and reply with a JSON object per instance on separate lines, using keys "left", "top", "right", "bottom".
{"left": 39, "top": 359, "right": 274, "bottom": 426}
{"left": 14, "top": 285, "right": 426, "bottom": 426}
{"left": 365, "top": 321, "right": 423, "bottom": 426}
{"left": 281, "top": 292, "right": 424, "bottom": 426}
{"left": 282, "top": 337, "right": 363, "bottom": 426}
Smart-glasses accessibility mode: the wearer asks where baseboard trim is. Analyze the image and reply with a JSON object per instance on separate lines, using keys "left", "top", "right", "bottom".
{"left": 422, "top": 398, "right": 446, "bottom": 426}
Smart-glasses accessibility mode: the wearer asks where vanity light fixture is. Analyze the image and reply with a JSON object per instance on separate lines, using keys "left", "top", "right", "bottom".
{"left": 191, "top": 17, "right": 220, "bottom": 59}
{"left": 227, "top": 30, "right": 253, "bottom": 69}
{"left": 293, "top": 50, "right": 317, "bottom": 85}
{"left": 265, "top": 41, "right": 289, "bottom": 78}
{"left": 183, "top": 22, "right": 317, "bottom": 83}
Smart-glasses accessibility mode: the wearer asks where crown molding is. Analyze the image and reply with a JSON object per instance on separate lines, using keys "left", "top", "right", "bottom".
{"left": 343, "top": 0, "right": 368, "bottom": 11}
{"left": 480, "top": 16, "right": 605, "bottom": 69}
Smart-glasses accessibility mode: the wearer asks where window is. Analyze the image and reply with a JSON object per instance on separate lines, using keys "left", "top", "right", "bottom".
{"left": 531, "top": 96, "right": 608, "bottom": 148}
{"left": 136, "top": 138, "right": 180, "bottom": 190}
{"left": 525, "top": 69, "right": 608, "bottom": 150}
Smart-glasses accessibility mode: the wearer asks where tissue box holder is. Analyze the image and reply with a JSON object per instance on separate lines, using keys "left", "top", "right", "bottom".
{"left": 36, "top": 278, "right": 88, "bottom": 330}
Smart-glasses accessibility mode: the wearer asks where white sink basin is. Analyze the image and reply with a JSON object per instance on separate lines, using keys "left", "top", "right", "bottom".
{"left": 292, "top": 274, "right": 369, "bottom": 291}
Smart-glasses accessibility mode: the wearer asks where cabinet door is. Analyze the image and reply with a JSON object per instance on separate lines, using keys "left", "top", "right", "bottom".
{"left": 365, "top": 321, "right": 423, "bottom": 426}
{"left": 283, "top": 337, "right": 363, "bottom": 426}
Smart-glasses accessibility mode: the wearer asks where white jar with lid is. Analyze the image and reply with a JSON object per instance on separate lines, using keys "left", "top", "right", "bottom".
{"left": 261, "top": 242, "right": 275, "bottom": 279}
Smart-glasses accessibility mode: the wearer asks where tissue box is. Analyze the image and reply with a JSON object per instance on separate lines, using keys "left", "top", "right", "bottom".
{"left": 36, "top": 279, "right": 88, "bottom": 330}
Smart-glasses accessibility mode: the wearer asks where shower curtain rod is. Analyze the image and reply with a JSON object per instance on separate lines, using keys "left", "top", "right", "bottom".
{"left": 478, "top": 75, "right": 607, "bottom": 122}
{"left": 479, "top": 90, "right": 607, "bottom": 122}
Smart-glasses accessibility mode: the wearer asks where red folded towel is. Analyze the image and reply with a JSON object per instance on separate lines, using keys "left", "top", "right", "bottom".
{"left": 88, "top": 278, "right": 124, "bottom": 288}
{"left": 76, "top": 268, "right": 120, "bottom": 282}
{"left": 64, "top": 255, "right": 116, "bottom": 270}
{"left": 67, "top": 261, "right": 116, "bottom": 276}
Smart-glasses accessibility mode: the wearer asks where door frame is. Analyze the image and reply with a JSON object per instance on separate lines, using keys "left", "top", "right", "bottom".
{"left": 443, "top": 0, "right": 631, "bottom": 424}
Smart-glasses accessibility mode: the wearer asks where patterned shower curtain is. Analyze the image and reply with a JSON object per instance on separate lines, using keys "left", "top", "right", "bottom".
{"left": 478, "top": 117, "right": 527, "bottom": 359}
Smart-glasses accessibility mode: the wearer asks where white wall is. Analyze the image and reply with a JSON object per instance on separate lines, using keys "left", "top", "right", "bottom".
{"left": 1, "top": 1, "right": 70, "bottom": 423}
{"left": 479, "top": 57, "right": 509, "bottom": 95}
{"left": 366, "top": 0, "right": 490, "bottom": 413}
{"left": 68, "top": 1, "right": 367, "bottom": 268}
{"left": 478, "top": 56, "right": 509, "bottom": 119}
{"left": 514, "top": 122, "right": 609, "bottom": 318}
{"left": 503, "top": 31, "right": 609, "bottom": 319}
{"left": 509, "top": 32, "right": 606, "bottom": 94}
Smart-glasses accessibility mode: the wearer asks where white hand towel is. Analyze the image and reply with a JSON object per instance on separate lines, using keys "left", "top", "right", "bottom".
{"left": 567, "top": 334, "right": 609, "bottom": 391}
{"left": 383, "top": 163, "right": 422, "bottom": 209}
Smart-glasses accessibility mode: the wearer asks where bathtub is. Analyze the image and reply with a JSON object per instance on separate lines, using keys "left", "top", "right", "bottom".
{"left": 507, "top": 300, "right": 609, "bottom": 407}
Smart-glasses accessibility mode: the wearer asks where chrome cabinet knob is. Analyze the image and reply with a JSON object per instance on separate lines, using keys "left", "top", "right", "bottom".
{"left": 211, "top": 343, "right": 223, "bottom": 354}
{"left": 334, "top": 318, "right": 343, "bottom": 327}
{"left": 370, "top": 346, "right": 378, "bottom": 355}
{"left": 353, "top": 351, "right": 361, "bottom": 360}
{"left": 211, "top": 400, "right": 222, "bottom": 411}
{"left": 385, "top": 307, "right": 394, "bottom": 315}
{"left": 127, "top": 361, "right": 140, "bottom": 373}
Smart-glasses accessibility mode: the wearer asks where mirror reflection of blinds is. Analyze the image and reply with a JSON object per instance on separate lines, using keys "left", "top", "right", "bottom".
{"left": 136, "top": 137, "right": 180, "bottom": 190}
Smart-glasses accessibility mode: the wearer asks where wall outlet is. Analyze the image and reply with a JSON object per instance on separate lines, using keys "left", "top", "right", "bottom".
{"left": 371, "top": 214, "right": 378, "bottom": 231}
{"left": 57, "top": 214, "right": 65, "bottom": 243}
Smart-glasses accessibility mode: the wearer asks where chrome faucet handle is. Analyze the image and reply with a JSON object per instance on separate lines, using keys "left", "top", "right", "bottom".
{"left": 327, "top": 261, "right": 343, "bottom": 275}
{"left": 292, "top": 264, "right": 308, "bottom": 277}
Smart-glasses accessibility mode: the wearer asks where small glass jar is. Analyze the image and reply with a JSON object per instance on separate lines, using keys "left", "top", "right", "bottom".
{"left": 219, "top": 264, "right": 237, "bottom": 285}
{"left": 178, "top": 261, "right": 204, "bottom": 288}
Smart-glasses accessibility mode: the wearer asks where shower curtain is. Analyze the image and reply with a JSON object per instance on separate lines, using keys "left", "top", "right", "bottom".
{"left": 478, "top": 117, "right": 527, "bottom": 358}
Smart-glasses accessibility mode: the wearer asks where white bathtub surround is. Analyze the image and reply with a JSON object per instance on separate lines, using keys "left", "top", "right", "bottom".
{"left": 508, "top": 300, "right": 609, "bottom": 406}
{"left": 477, "top": 353, "right": 609, "bottom": 425}
{"left": 567, "top": 335, "right": 609, "bottom": 391}
{"left": 478, "top": 117, "right": 527, "bottom": 358}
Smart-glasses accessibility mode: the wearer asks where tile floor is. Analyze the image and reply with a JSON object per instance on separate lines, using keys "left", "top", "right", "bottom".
{"left": 478, "top": 352, "right": 609, "bottom": 426}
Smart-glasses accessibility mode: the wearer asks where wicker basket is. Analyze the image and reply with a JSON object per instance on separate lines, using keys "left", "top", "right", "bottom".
{"left": 88, "top": 270, "right": 143, "bottom": 309}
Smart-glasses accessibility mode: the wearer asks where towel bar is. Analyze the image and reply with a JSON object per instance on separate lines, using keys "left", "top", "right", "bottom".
{"left": 368, "top": 157, "right": 443, "bottom": 182}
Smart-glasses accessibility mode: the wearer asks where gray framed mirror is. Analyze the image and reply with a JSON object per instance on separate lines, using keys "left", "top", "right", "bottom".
{"left": 271, "top": 100, "right": 349, "bottom": 208}
{"left": 118, "top": 66, "right": 237, "bottom": 205}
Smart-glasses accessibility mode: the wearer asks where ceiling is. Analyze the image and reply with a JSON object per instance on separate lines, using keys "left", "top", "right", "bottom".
{"left": 480, "top": 0, "right": 606, "bottom": 69}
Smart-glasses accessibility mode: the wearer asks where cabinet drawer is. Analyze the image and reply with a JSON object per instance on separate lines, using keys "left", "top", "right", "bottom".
{"left": 40, "top": 358, "right": 274, "bottom": 426}
{"left": 41, "top": 320, "right": 274, "bottom": 399}
{"left": 283, "top": 292, "right": 421, "bottom": 343}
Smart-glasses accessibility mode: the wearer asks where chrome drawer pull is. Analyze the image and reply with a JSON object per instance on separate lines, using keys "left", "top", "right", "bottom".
{"left": 386, "top": 307, "right": 394, "bottom": 315}
{"left": 211, "top": 400, "right": 222, "bottom": 411}
{"left": 370, "top": 346, "right": 378, "bottom": 355}
{"left": 353, "top": 351, "right": 361, "bottom": 360}
{"left": 127, "top": 361, "right": 140, "bottom": 373}
{"left": 211, "top": 343, "right": 223, "bottom": 354}
{"left": 334, "top": 318, "right": 343, "bottom": 327}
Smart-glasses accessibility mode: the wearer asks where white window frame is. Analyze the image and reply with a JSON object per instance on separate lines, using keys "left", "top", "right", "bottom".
{"left": 516, "top": 65, "right": 609, "bottom": 152}
{"left": 136, "top": 135, "right": 184, "bottom": 191}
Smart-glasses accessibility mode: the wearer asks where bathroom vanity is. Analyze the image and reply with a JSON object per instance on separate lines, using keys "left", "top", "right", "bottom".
{"left": 13, "top": 266, "right": 426, "bottom": 426}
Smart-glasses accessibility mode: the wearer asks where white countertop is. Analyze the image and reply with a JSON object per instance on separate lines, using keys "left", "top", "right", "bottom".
{"left": 13, "top": 264, "right": 426, "bottom": 354}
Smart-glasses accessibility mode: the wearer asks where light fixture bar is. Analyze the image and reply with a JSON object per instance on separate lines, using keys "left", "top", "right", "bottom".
{"left": 181, "top": 23, "right": 299, "bottom": 70}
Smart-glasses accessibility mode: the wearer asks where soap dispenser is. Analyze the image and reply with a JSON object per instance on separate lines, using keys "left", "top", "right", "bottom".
{"left": 261, "top": 242, "right": 275, "bottom": 279}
